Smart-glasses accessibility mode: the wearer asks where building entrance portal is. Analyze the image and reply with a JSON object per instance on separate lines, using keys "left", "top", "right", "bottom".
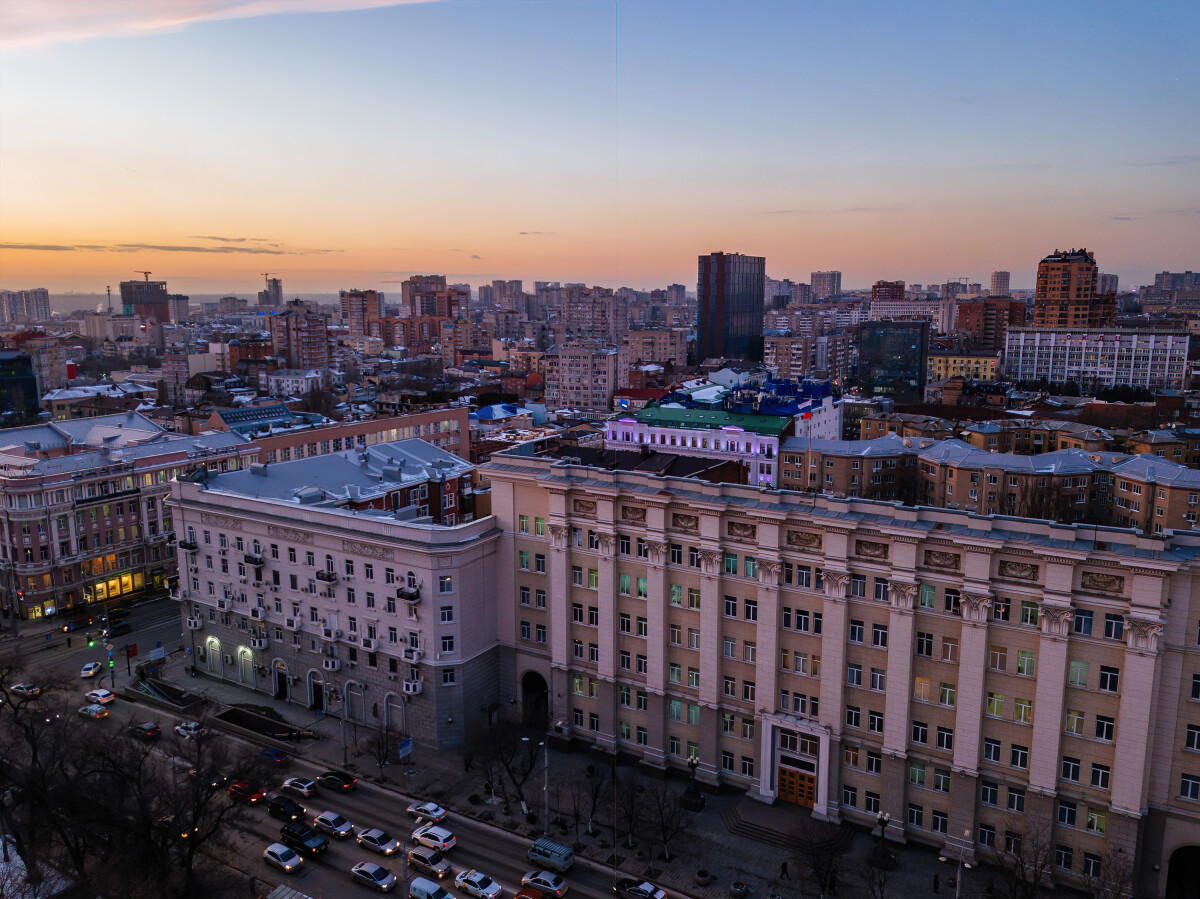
{"left": 778, "top": 765, "right": 816, "bottom": 809}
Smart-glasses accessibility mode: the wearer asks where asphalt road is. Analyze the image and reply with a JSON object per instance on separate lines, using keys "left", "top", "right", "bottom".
{"left": 227, "top": 755, "right": 625, "bottom": 898}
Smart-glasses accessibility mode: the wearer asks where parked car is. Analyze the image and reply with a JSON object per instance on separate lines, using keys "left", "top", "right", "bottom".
{"left": 257, "top": 747, "right": 291, "bottom": 766}
{"left": 407, "top": 800, "right": 448, "bottom": 822}
{"left": 516, "top": 891, "right": 546, "bottom": 899}
{"left": 313, "top": 810, "right": 354, "bottom": 838}
{"left": 128, "top": 722, "right": 161, "bottom": 741}
{"left": 456, "top": 869, "right": 503, "bottom": 899}
{"left": 188, "top": 769, "right": 229, "bottom": 791}
{"left": 351, "top": 861, "right": 398, "bottom": 892}
{"left": 228, "top": 781, "right": 265, "bottom": 804}
{"left": 175, "top": 721, "right": 209, "bottom": 740}
{"left": 356, "top": 828, "right": 401, "bottom": 855}
{"left": 279, "top": 821, "right": 329, "bottom": 856}
{"left": 10, "top": 683, "right": 40, "bottom": 698}
{"left": 282, "top": 777, "right": 319, "bottom": 797}
{"left": 522, "top": 870, "right": 568, "bottom": 897}
{"left": 106, "top": 622, "right": 132, "bottom": 637}
{"left": 80, "top": 662, "right": 102, "bottom": 678}
{"left": 84, "top": 688, "right": 115, "bottom": 705}
{"left": 77, "top": 704, "right": 107, "bottom": 719}
{"left": 613, "top": 880, "right": 667, "bottom": 899}
{"left": 317, "top": 770, "right": 357, "bottom": 792}
{"left": 412, "top": 823, "right": 456, "bottom": 851}
{"left": 266, "top": 795, "right": 306, "bottom": 822}
{"left": 263, "top": 842, "right": 304, "bottom": 874}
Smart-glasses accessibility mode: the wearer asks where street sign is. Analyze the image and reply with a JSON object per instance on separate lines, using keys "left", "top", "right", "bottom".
{"left": 148, "top": 647, "right": 166, "bottom": 661}
{"left": 397, "top": 737, "right": 414, "bottom": 760}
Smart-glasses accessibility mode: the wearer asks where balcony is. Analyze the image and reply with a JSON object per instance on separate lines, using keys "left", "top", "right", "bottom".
{"left": 244, "top": 552, "right": 264, "bottom": 567}
{"left": 177, "top": 539, "right": 198, "bottom": 552}
{"left": 397, "top": 585, "right": 421, "bottom": 604}
{"left": 316, "top": 570, "right": 338, "bottom": 584}
{"left": 402, "top": 679, "right": 423, "bottom": 695}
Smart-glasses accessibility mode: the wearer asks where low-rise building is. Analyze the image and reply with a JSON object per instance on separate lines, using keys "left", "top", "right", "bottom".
{"left": 927, "top": 351, "right": 1001, "bottom": 382}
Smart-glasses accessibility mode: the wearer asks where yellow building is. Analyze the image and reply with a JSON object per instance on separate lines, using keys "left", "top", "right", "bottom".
{"left": 926, "top": 352, "right": 1000, "bottom": 382}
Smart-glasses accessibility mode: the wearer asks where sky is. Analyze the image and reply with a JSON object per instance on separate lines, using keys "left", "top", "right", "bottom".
{"left": 1, "top": 0, "right": 1198, "bottom": 298}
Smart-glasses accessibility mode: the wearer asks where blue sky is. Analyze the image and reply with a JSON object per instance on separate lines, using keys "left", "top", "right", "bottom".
{"left": 1, "top": 0, "right": 1196, "bottom": 294}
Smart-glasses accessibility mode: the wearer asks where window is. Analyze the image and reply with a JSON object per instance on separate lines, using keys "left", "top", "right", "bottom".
{"left": 519, "top": 551, "right": 530, "bottom": 570}
{"left": 619, "top": 613, "right": 631, "bottom": 633}
{"left": 909, "top": 763, "right": 926, "bottom": 786}
{"left": 1096, "top": 715, "right": 1115, "bottom": 741}
{"left": 1065, "top": 708, "right": 1085, "bottom": 735}
{"left": 913, "top": 676, "right": 931, "bottom": 702}
{"left": 868, "top": 710, "right": 883, "bottom": 733}
{"left": 1008, "top": 788, "right": 1025, "bottom": 812}
{"left": 1086, "top": 810, "right": 1106, "bottom": 834}
{"left": 724, "top": 596, "right": 738, "bottom": 618}
{"left": 908, "top": 804, "right": 923, "bottom": 828}
{"left": 846, "top": 706, "right": 861, "bottom": 728}
{"left": 724, "top": 552, "right": 738, "bottom": 575}
{"left": 742, "top": 681, "right": 755, "bottom": 701}
{"left": 1083, "top": 853, "right": 1102, "bottom": 878}
{"left": 980, "top": 781, "right": 998, "bottom": 805}
{"left": 1069, "top": 660, "right": 1088, "bottom": 687}
{"left": 1062, "top": 756, "right": 1081, "bottom": 782}
{"left": 933, "top": 770, "right": 950, "bottom": 793}
{"left": 1098, "top": 665, "right": 1120, "bottom": 693}
{"left": 1016, "top": 649, "right": 1036, "bottom": 676}
{"left": 619, "top": 574, "right": 631, "bottom": 596}
{"left": 916, "top": 631, "right": 933, "bottom": 657}
{"left": 919, "top": 584, "right": 936, "bottom": 609}
{"left": 983, "top": 739, "right": 1001, "bottom": 763}
{"left": 518, "top": 514, "right": 529, "bottom": 533}
{"left": 912, "top": 721, "right": 928, "bottom": 744}
{"left": 850, "top": 574, "right": 866, "bottom": 597}
{"left": 669, "top": 663, "right": 681, "bottom": 684}
{"left": 723, "top": 677, "right": 736, "bottom": 697}
{"left": 847, "top": 664, "right": 862, "bottom": 687}
{"left": 1182, "top": 774, "right": 1200, "bottom": 801}
{"left": 1014, "top": 698, "right": 1033, "bottom": 724}
{"left": 1073, "top": 608, "right": 1093, "bottom": 635}
{"left": 1005, "top": 832, "right": 1022, "bottom": 854}
{"left": 1010, "top": 744, "right": 1029, "bottom": 769}
{"left": 849, "top": 620, "right": 864, "bottom": 643}
{"left": 1091, "top": 764, "right": 1110, "bottom": 790}
{"left": 870, "top": 668, "right": 886, "bottom": 691}
{"left": 1056, "top": 845, "right": 1074, "bottom": 871}
{"left": 744, "top": 599, "right": 758, "bottom": 621}
{"left": 1058, "top": 800, "right": 1077, "bottom": 827}
{"left": 688, "top": 588, "right": 701, "bottom": 609}
{"left": 872, "top": 624, "right": 888, "bottom": 647}
{"left": 669, "top": 584, "right": 683, "bottom": 606}
{"left": 874, "top": 578, "right": 889, "bottom": 602}
{"left": 588, "top": 606, "right": 598, "bottom": 625}
{"left": 1187, "top": 724, "right": 1200, "bottom": 751}
{"left": 989, "top": 644, "right": 1008, "bottom": 671}
{"left": 1104, "top": 613, "right": 1125, "bottom": 640}
{"left": 724, "top": 637, "right": 736, "bottom": 658}
{"left": 843, "top": 786, "right": 858, "bottom": 808}
{"left": 867, "top": 751, "right": 881, "bottom": 775}
{"left": 936, "top": 727, "right": 954, "bottom": 751}
{"left": 1020, "top": 601, "right": 1039, "bottom": 626}
{"left": 619, "top": 651, "right": 631, "bottom": 670}
{"left": 438, "top": 575, "right": 453, "bottom": 594}
{"left": 987, "top": 692, "right": 1004, "bottom": 717}
{"left": 992, "top": 597, "right": 1011, "bottom": 621}
{"left": 978, "top": 824, "right": 996, "bottom": 848}
{"left": 941, "top": 638, "right": 959, "bottom": 662}
{"left": 865, "top": 791, "right": 880, "bottom": 814}
{"left": 944, "top": 589, "right": 960, "bottom": 614}
{"left": 572, "top": 602, "right": 583, "bottom": 622}
{"left": 535, "top": 554, "right": 546, "bottom": 573}
{"left": 572, "top": 566, "right": 583, "bottom": 586}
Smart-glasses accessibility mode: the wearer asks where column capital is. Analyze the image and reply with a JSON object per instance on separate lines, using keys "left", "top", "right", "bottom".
{"left": 595, "top": 531, "right": 617, "bottom": 555}
{"left": 960, "top": 590, "right": 991, "bottom": 623}
{"left": 889, "top": 581, "right": 918, "bottom": 612}
{"left": 1040, "top": 606, "right": 1072, "bottom": 640}
{"left": 547, "top": 524, "right": 568, "bottom": 549}
{"left": 697, "top": 548, "right": 723, "bottom": 576}
{"left": 755, "top": 559, "right": 781, "bottom": 586}
{"left": 822, "top": 569, "right": 850, "bottom": 599}
{"left": 1125, "top": 617, "right": 1164, "bottom": 655}
{"left": 644, "top": 540, "right": 668, "bottom": 564}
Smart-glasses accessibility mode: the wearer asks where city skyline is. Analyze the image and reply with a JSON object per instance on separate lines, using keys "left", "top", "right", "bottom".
{"left": 1, "top": 0, "right": 1197, "bottom": 294}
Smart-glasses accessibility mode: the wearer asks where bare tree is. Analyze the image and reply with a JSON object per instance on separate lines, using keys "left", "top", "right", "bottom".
{"left": 613, "top": 767, "right": 645, "bottom": 850}
{"left": 792, "top": 815, "right": 851, "bottom": 899}
{"left": 365, "top": 724, "right": 398, "bottom": 779}
{"left": 1083, "top": 847, "right": 1136, "bottom": 899}
{"left": 642, "top": 778, "right": 688, "bottom": 864}
{"left": 985, "top": 814, "right": 1056, "bottom": 899}
{"left": 858, "top": 862, "right": 894, "bottom": 899}
{"left": 468, "top": 713, "right": 541, "bottom": 813}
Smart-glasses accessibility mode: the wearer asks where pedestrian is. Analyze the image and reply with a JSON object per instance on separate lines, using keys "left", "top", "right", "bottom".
{"left": 780, "top": 860, "right": 790, "bottom": 880}
{"left": 66, "top": 636, "right": 72, "bottom": 648}
{"left": 933, "top": 873, "right": 940, "bottom": 894}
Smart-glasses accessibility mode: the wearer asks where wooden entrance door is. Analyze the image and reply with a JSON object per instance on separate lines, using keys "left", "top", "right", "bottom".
{"left": 777, "top": 766, "right": 816, "bottom": 809}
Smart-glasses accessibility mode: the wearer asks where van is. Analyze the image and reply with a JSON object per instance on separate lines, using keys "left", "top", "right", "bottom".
{"left": 408, "top": 876, "right": 452, "bottom": 899}
{"left": 407, "top": 846, "right": 451, "bottom": 879}
{"left": 527, "top": 837, "right": 575, "bottom": 873}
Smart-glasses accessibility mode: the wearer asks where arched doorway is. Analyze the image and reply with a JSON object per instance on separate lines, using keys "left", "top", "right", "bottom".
{"left": 521, "top": 670, "right": 549, "bottom": 729}
{"left": 272, "top": 659, "right": 290, "bottom": 701}
{"left": 206, "top": 637, "right": 221, "bottom": 675}
{"left": 345, "top": 681, "right": 367, "bottom": 723}
{"left": 238, "top": 648, "right": 254, "bottom": 686}
{"left": 1167, "top": 845, "right": 1200, "bottom": 899}
{"left": 385, "top": 692, "right": 406, "bottom": 735}
{"left": 307, "top": 670, "right": 324, "bottom": 711}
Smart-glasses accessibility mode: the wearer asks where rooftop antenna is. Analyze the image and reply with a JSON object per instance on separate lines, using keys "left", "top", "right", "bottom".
{"left": 105, "top": 285, "right": 113, "bottom": 314}
{"left": 136, "top": 271, "right": 152, "bottom": 281}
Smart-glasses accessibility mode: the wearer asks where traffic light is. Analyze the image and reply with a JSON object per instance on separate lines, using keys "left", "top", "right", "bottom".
{"left": 88, "top": 636, "right": 95, "bottom": 647}
{"left": 108, "top": 659, "right": 114, "bottom": 668}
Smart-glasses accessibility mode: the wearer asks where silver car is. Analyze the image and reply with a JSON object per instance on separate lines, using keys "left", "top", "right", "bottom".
{"left": 356, "top": 828, "right": 401, "bottom": 855}
{"left": 314, "top": 810, "right": 354, "bottom": 838}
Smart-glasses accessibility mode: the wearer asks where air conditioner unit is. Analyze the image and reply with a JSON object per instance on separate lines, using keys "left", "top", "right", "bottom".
{"left": 361, "top": 637, "right": 377, "bottom": 651}
{"left": 322, "top": 627, "right": 334, "bottom": 640}
{"left": 219, "top": 548, "right": 227, "bottom": 556}
{"left": 251, "top": 637, "right": 268, "bottom": 650}
{"left": 186, "top": 617, "right": 203, "bottom": 630}
{"left": 217, "top": 599, "right": 230, "bottom": 611}
{"left": 238, "top": 577, "right": 247, "bottom": 584}
{"left": 343, "top": 574, "right": 354, "bottom": 582}
{"left": 270, "top": 585, "right": 279, "bottom": 592}
{"left": 250, "top": 608, "right": 265, "bottom": 620}
{"left": 252, "top": 581, "right": 263, "bottom": 588}
{"left": 322, "top": 658, "right": 341, "bottom": 672}
{"left": 285, "top": 617, "right": 302, "bottom": 631}
{"left": 402, "top": 679, "right": 423, "bottom": 695}
{"left": 334, "top": 629, "right": 344, "bottom": 639}
{"left": 189, "top": 566, "right": 198, "bottom": 574}
{"left": 402, "top": 647, "right": 423, "bottom": 662}
{"left": 388, "top": 673, "right": 397, "bottom": 681}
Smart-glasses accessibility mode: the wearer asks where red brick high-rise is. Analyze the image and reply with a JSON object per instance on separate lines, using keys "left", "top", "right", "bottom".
{"left": 1033, "top": 247, "right": 1113, "bottom": 327}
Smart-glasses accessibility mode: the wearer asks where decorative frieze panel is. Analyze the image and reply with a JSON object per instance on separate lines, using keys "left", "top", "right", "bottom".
{"left": 998, "top": 560, "right": 1038, "bottom": 581}
{"left": 672, "top": 513, "right": 700, "bottom": 534}
{"left": 855, "top": 540, "right": 888, "bottom": 560}
{"left": 727, "top": 521, "right": 757, "bottom": 542}
{"left": 620, "top": 506, "right": 646, "bottom": 525}
{"left": 341, "top": 539, "right": 394, "bottom": 561}
{"left": 572, "top": 499, "right": 596, "bottom": 517}
{"left": 268, "top": 524, "right": 312, "bottom": 543}
{"left": 786, "top": 530, "right": 822, "bottom": 550}
{"left": 202, "top": 512, "right": 243, "bottom": 530}
{"left": 1081, "top": 572, "right": 1124, "bottom": 594}
{"left": 923, "top": 550, "right": 960, "bottom": 572}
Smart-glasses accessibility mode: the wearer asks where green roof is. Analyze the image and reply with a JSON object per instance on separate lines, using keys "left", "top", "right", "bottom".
{"left": 629, "top": 406, "right": 792, "bottom": 437}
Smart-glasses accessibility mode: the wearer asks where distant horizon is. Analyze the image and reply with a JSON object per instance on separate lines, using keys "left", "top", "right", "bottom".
{"left": 2, "top": 2, "right": 1196, "bottom": 296}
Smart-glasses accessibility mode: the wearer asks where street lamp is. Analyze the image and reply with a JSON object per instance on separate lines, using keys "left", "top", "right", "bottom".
{"left": 681, "top": 751, "right": 705, "bottom": 811}
{"left": 870, "top": 811, "right": 894, "bottom": 869}
{"left": 523, "top": 736, "right": 549, "bottom": 833}
{"left": 938, "top": 831, "right": 973, "bottom": 899}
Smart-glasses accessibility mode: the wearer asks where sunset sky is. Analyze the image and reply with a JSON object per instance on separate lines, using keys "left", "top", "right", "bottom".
{"left": 1, "top": 0, "right": 1197, "bottom": 297}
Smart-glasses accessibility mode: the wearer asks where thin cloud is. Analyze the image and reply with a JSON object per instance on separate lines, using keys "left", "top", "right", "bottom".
{"left": 2, "top": 1, "right": 437, "bottom": 50}
{"left": 189, "top": 235, "right": 278, "bottom": 244}
{"left": 1111, "top": 216, "right": 1134, "bottom": 221}
{"left": 1125, "top": 154, "right": 1200, "bottom": 167}
{"left": 0, "top": 240, "right": 333, "bottom": 255}
{"left": 518, "top": 231, "right": 554, "bottom": 236}
{"left": 470, "top": 254, "right": 481, "bottom": 259}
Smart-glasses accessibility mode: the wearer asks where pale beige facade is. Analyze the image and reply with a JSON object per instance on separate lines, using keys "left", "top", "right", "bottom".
{"left": 485, "top": 446, "right": 1200, "bottom": 897}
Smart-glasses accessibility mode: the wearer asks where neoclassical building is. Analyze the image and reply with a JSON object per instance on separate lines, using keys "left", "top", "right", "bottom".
{"left": 485, "top": 442, "right": 1200, "bottom": 897}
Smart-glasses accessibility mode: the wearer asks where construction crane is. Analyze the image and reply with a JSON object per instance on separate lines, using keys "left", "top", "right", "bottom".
{"left": 135, "top": 271, "right": 152, "bottom": 281}
{"left": 261, "top": 272, "right": 277, "bottom": 282}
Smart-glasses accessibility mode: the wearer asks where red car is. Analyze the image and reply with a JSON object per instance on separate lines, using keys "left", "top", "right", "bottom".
{"left": 228, "top": 781, "right": 266, "bottom": 804}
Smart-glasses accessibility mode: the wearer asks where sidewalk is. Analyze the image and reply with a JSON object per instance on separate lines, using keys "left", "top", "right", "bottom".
{"left": 153, "top": 669, "right": 977, "bottom": 899}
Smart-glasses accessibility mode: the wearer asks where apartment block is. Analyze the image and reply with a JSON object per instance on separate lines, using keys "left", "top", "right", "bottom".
{"left": 1003, "top": 328, "right": 1189, "bottom": 390}
{"left": 928, "top": 352, "right": 1001, "bottom": 382}
{"left": 543, "top": 341, "right": 629, "bottom": 412}
{"left": 168, "top": 440, "right": 498, "bottom": 748}
{"left": 485, "top": 443, "right": 1200, "bottom": 897}
{"left": 764, "top": 333, "right": 852, "bottom": 382}
{"left": 624, "top": 328, "right": 691, "bottom": 367}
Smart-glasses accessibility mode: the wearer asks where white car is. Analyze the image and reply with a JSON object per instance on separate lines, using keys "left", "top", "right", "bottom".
{"left": 85, "top": 688, "right": 115, "bottom": 705}
{"left": 11, "top": 683, "right": 40, "bottom": 698}
{"left": 313, "top": 810, "right": 354, "bottom": 839}
{"left": 282, "top": 777, "right": 319, "bottom": 797}
{"left": 175, "top": 721, "right": 209, "bottom": 740}
{"left": 456, "top": 869, "right": 503, "bottom": 899}
{"left": 263, "top": 842, "right": 304, "bottom": 873}
{"left": 522, "top": 870, "right": 569, "bottom": 897}
{"left": 407, "top": 800, "right": 447, "bottom": 822}
{"left": 356, "top": 828, "right": 401, "bottom": 855}
{"left": 80, "top": 662, "right": 102, "bottom": 678}
{"left": 411, "top": 823, "right": 456, "bottom": 851}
